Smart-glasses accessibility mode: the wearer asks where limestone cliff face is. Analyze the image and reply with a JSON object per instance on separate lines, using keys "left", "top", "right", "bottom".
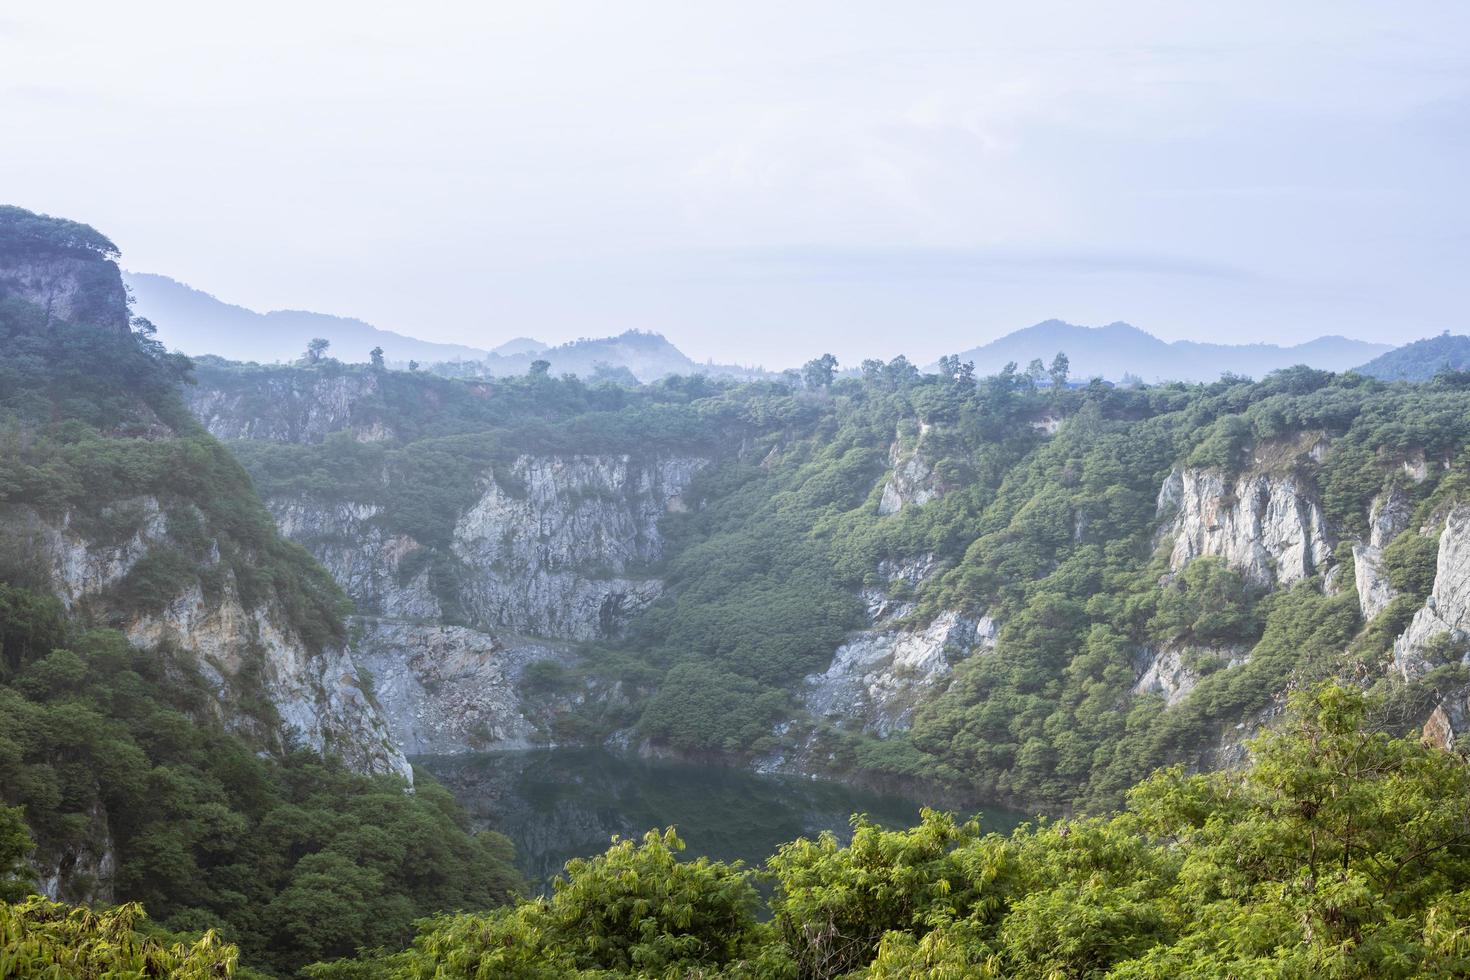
{"left": 272, "top": 498, "right": 441, "bottom": 620}
{"left": 450, "top": 454, "right": 704, "bottom": 640}
{"left": 0, "top": 252, "right": 129, "bottom": 333}
{"left": 1, "top": 498, "right": 411, "bottom": 782}
{"left": 1393, "top": 507, "right": 1470, "bottom": 681}
{"left": 258, "top": 453, "right": 704, "bottom": 755}
{"left": 1352, "top": 490, "right": 1413, "bottom": 622}
{"left": 1158, "top": 465, "right": 1333, "bottom": 586}
{"left": 1131, "top": 644, "right": 1250, "bottom": 707}
{"left": 188, "top": 371, "right": 393, "bottom": 444}
{"left": 879, "top": 424, "right": 944, "bottom": 515}
{"left": 801, "top": 555, "right": 996, "bottom": 736}
{"left": 1388, "top": 506, "right": 1470, "bottom": 750}
{"left": 352, "top": 621, "right": 572, "bottom": 755}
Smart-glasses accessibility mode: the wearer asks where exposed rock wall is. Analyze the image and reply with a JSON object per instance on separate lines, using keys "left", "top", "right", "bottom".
{"left": 1131, "top": 644, "right": 1249, "bottom": 707}
{"left": 802, "top": 611, "right": 996, "bottom": 736}
{"left": 1, "top": 499, "right": 411, "bottom": 782}
{"left": 879, "top": 424, "right": 943, "bottom": 515}
{"left": 272, "top": 498, "right": 440, "bottom": 620}
{"left": 1158, "top": 466, "right": 1332, "bottom": 586}
{"left": 188, "top": 371, "right": 390, "bottom": 443}
{"left": 353, "top": 621, "right": 571, "bottom": 755}
{"left": 1392, "top": 506, "right": 1470, "bottom": 681}
{"left": 0, "top": 253, "right": 129, "bottom": 332}
{"left": 451, "top": 454, "right": 703, "bottom": 640}
{"left": 1352, "top": 490, "right": 1412, "bottom": 621}
{"left": 1384, "top": 506, "right": 1470, "bottom": 750}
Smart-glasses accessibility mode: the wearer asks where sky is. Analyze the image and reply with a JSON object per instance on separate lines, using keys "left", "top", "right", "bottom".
{"left": 2, "top": 1, "right": 1467, "bottom": 368}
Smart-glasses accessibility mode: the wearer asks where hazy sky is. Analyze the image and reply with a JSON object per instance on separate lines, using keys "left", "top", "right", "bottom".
{"left": 3, "top": 2, "right": 1466, "bottom": 367}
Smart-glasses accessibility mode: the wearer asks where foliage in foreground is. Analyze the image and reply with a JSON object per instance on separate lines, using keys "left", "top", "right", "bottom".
{"left": 0, "top": 896, "right": 239, "bottom": 978}
{"left": 0, "top": 584, "right": 521, "bottom": 978}
{"left": 306, "top": 683, "right": 1470, "bottom": 979}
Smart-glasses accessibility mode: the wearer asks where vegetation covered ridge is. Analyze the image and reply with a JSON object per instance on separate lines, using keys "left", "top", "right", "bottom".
{"left": 7, "top": 683, "right": 1470, "bottom": 978}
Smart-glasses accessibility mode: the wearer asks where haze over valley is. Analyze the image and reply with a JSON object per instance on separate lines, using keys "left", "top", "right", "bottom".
{"left": 3, "top": 3, "right": 1470, "bottom": 977}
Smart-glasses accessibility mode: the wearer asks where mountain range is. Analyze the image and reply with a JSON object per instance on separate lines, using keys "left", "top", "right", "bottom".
{"left": 949, "top": 319, "right": 1393, "bottom": 384}
{"left": 132, "top": 271, "right": 1420, "bottom": 384}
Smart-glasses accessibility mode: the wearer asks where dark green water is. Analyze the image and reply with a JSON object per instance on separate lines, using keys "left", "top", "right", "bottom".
{"left": 417, "top": 748, "right": 1023, "bottom": 887}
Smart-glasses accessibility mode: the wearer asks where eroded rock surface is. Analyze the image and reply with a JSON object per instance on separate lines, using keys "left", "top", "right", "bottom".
{"left": 1159, "top": 466, "right": 1332, "bottom": 586}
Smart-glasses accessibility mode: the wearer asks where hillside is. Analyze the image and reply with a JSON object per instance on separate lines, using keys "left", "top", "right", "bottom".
{"left": 0, "top": 208, "right": 521, "bottom": 975}
{"left": 190, "top": 350, "right": 1470, "bottom": 818}
{"left": 953, "top": 319, "right": 1391, "bottom": 382}
{"left": 1356, "top": 332, "right": 1470, "bottom": 381}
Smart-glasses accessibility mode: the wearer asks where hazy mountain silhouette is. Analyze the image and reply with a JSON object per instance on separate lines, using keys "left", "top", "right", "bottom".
{"left": 950, "top": 320, "right": 1392, "bottom": 383}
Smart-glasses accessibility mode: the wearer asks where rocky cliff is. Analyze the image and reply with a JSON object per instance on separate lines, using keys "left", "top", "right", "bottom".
{"left": 188, "top": 370, "right": 393, "bottom": 443}
{"left": 1389, "top": 506, "right": 1470, "bottom": 750}
{"left": 800, "top": 556, "right": 996, "bottom": 737}
{"left": 451, "top": 454, "right": 703, "bottom": 640}
{"left": 255, "top": 453, "right": 705, "bottom": 755}
{"left": 1158, "top": 464, "right": 1333, "bottom": 587}
{"left": 1, "top": 496, "right": 410, "bottom": 783}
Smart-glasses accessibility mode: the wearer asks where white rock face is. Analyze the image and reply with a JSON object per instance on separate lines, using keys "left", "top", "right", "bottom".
{"left": 353, "top": 620, "right": 569, "bottom": 755}
{"left": 1350, "top": 491, "right": 1413, "bottom": 622}
{"left": 3, "top": 499, "right": 411, "bottom": 783}
{"left": 1393, "top": 507, "right": 1470, "bottom": 681}
{"left": 189, "top": 371, "right": 393, "bottom": 444}
{"left": 1132, "top": 644, "right": 1249, "bottom": 706}
{"left": 1159, "top": 467, "right": 1333, "bottom": 586}
{"left": 272, "top": 498, "right": 441, "bottom": 620}
{"left": 1389, "top": 506, "right": 1470, "bottom": 750}
{"left": 451, "top": 454, "right": 704, "bottom": 640}
{"left": 802, "top": 611, "right": 996, "bottom": 736}
{"left": 879, "top": 426, "right": 943, "bottom": 516}
{"left": 1353, "top": 544, "right": 1399, "bottom": 622}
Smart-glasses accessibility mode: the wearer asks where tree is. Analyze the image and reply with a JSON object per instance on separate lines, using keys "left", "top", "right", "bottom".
{"left": 1049, "top": 351, "right": 1070, "bottom": 389}
{"left": 0, "top": 804, "right": 34, "bottom": 901}
{"left": 1026, "top": 358, "right": 1046, "bottom": 390}
{"left": 937, "top": 354, "right": 975, "bottom": 386}
{"left": 369, "top": 346, "right": 385, "bottom": 370}
{"left": 803, "top": 353, "right": 838, "bottom": 390}
{"left": 306, "top": 338, "right": 331, "bottom": 363}
{"left": 529, "top": 359, "right": 551, "bottom": 378}
{"left": 408, "top": 360, "right": 419, "bottom": 372}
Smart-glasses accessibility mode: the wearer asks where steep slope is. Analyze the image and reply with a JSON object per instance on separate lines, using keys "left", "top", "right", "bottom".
{"left": 0, "top": 209, "right": 409, "bottom": 778}
{"left": 193, "top": 341, "right": 1470, "bottom": 815}
{"left": 951, "top": 319, "right": 1390, "bottom": 382}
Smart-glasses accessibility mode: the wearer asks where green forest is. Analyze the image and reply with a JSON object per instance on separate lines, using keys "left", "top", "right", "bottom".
{"left": 4, "top": 206, "right": 1470, "bottom": 977}
{"left": 8, "top": 684, "right": 1470, "bottom": 977}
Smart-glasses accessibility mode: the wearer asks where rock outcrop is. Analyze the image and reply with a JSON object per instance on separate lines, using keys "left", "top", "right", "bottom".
{"left": 352, "top": 621, "right": 571, "bottom": 755}
{"left": 1352, "top": 490, "right": 1413, "bottom": 621}
{"left": 0, "top": 253, "right": 129, "bottom": 333}
{"left": 879, "top": 424, "right": 943, "bottom": 515}
{"left": 451, "top": 455, "right": 703, "bottom": 640}
{"left": 802, "top": 611, "right": 996, "bottom": 736}
{"left": 1386, "top": 506, "right": 1470, "bottom": 750}
{"left": 188, "top": 371, "right": 391, "bottom": 444}
{"left": 1158, "top": 466, "right": 1332, "bottom": 586}
{"left": 272, "top": 498, "right": 441, "bottom": 620}
{"left": 2, "top": 499, "right": 411, "bottom": 782}
{"left": 1131, "top": 643, "right": 1249, "bottom": 707}
{"left": 1392, "top": 507, "right": 1470, "bottom": 681}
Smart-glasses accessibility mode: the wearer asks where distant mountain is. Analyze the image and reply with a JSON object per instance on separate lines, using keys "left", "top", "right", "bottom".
{"left": 491, "top": 336, "right": 547, "bottom": 357}
{"left": 1354, "top": 333, "right": 1470, "bottom": 381}
{"left": 127, "top": 272, "right": 764, "bottom": 383}
{"left": 446, "top": 329, "right": 767, "bottom": 384}
{"left": 950, "top": 320, "right": 1392, "bottom": 383}
{"left": 125, "top": 271, "right": 494, "bottom": 364}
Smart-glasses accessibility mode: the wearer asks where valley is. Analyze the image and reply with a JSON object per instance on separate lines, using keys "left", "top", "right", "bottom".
{"left": 4, "top": 204, "right": 1470, "bottom": 976}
